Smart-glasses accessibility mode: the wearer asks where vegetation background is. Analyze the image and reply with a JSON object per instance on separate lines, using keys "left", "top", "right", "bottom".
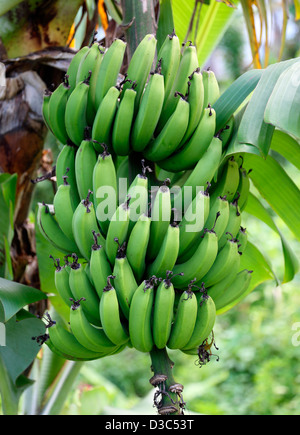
{"left": 0, "top": 0, "right": 300, "bottom": 415}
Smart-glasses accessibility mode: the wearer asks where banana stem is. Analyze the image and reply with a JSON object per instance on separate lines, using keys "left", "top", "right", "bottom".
{"left": 149, "top": 346, "right": 184, "bottom": 415}
{"left": 121, "top": 0, "right": 157, "bottom": 62}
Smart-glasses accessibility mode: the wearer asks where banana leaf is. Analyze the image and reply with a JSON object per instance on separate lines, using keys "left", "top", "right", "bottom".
{"left": 0, "top": 174, "right": 17, "bottom": 280}
{"left": 237, "top": 57, "right": 300, "bottom": 156}
{"left": 264, "top": 61, "right": 300, "bottom": 141}
{"left": 0, "top": 277, "right": 47, "bottom": 323}
{"left": 244, "top": 192, "right": 299, "bottom": 283}
{"left": 242, "top": 153, "right": 300, "bottom": 243}
{"left": 172, "top": 0, "right": 237, "bottom": 67}
{"left": 270, "top": 129, "right": 300, "bottom": 170}
{"left": 213, "top": 68, "right": 263, "bottom": 133}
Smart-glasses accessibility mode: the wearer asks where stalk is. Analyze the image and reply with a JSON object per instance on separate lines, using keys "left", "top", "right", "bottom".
{"left": 121, "top": 0, "right": 157, "bottom": 62}
{"left": 149, "top": 346, "right": 185, "bottom": 415}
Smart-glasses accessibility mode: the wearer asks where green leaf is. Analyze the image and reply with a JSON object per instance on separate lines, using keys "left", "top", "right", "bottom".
{"left": 244, "top": 193, "right": 299, "bottom": 283}
{"left": 104, "top": 0, "right": 122, "bottom": 24}
{"left": 264, "top": 60, "right": 300, "bottom": 141}
{"left": 242, "top": 153, "right": 300, "bottom": 242}
{"left": 0, "top": 278, "right": 47, "bottom": 323}
{"left": 216, "top": 240, "right": 276, "bottom": 315}
{"left": 213, "top": 68, "right": 263, "bottom": 133}
{"left": 0, "top": 316, "right": 46, "bottom": 384}
{"left": 239, "top": 241, "right": 275, "bottom": 293}
{"left": 0, "top": 0, "right": 23, "bottom": 16}
{"left": 0, "top": 174, "right": 17, "bottom": 279}
{"left": 270, "top": 129, "right": 300, "bottom": 170}
{"left": 237, "top": 58, "right": 300, "bottom": 156}
{"left": 172, "top": 0, "right": 236, "bottom": 67}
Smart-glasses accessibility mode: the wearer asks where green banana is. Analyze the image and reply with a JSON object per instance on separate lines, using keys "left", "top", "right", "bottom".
{"left": 65, "top": 73, "right": 91, "bottom": 146}
{"left": 204, "top": 195, "right": 230, "bottom": 241}
{"left": 144, "top": 95, "right": 190, "bottom": 162}
{"left": 176, "top": 206, "right": 222, "bottom": 263}
{"left": 210, "top": 156, "right": 240, "bottom": 205}
{"left": 37, "top": 202, "right": 79, "bottom": 255}
{"left": 157, "top": 30, "right": 181, "bottom": 104}
{"left": 131, "top": 65, "right": 165, "bottom": 152}
{"left": 157, "top": 105, "right": 216, "bottom": 172}
{"left": 218, "top": 199, "right": 242, "bottom": 249}
{"left": 181, "top": 136, "right": 223, "bottom": 206}
{"left": 112, "top": 240, "right": 138, "bottom": 319}
{"left": 69, "top": 299, "right": 117, "bottom": 353}
{"left": 67, "top": 46, "right": 90, "bottom": 93}
{"left": 121, "top": 34, "right": 157, "bottom": 113}
{"left": 178, "top": 187, "right": 211, "bottom": 258}
{"left": 105, "top": 196, "right": 131, "bottom": 265}
{"left": 127, "top": 160, "right": 151, "bottom": 232}
{"left": 92, "top": 38, "right": 126, "bottom": 110}
{"left": 206, "top": 256, "right": 240, "bottom": 302}
{"left": 220, "top": 116, "right": 234, "bottom": 149}
{"left": 92, "top": 143, "right": 118, "bottom": 235}
{"left": 48, "top": 75, "right": 70, "bottom": 144}
{"left": 236, "top": 166, "right": 251, "bottom": 211}
{"left": 76, "top": 42, "right": 103, "bottom": 85}
{"left": 152, "top": 271, "right": 182, "bottom": 349}
{"left": 180, "top": 67, "right": 204, "bottom": 145}
{"left": 89, "top": 230, "right": 112, "bottom": 298}
{"left": 200, "top": 235, "right": 241, "bottom": 287}
{"left": 92, "top": 85, "right": 120, "bottom": 148}
{"left": 48, "top": 319, "right": 104, "bottom": 361}
{"left": 129, "top": 277, "right": 157, "bottom": 352}
{"left": 42, "top": 89, "right": 54, "bottom": 134}
{"left": 99, "top": 275, "right": 129, "bottom": 345}
{"left": 53, "top": 170, "right": 78, "bottom": 243}
{"left": 86, "top": 44, "right": 105, "bottom": 124}
{"left": 147, "top": 179, "right": 172, "bottom": 261}
{"left": 167, "top": 287, "right": 198, "bottom": 350}
{"left": 74, "top": 128, "right": 97, "bottom": 203}
{"left": 72, "top": 190, "right": 104, "bottom": 261}
{"left": 50, "top": 256, "right": 74, "bottom": 307}
{"left": 55, "top": 143, "right": 78, "bottom": 193}
{"left": 171, "top": 228, "right": 218, "bottom": 288}
{"left": 202, "top": 68, "right": 220, "bottom": 108}
{"left": 69, "top": 255, "right": 101, "bottom": 326}
{"left": 146, "top": 222, "right": 180, "bottom": 279}
{"left": 214, "top": 269, "right": 253, "bottom": 313}
{"left": 156, "top": 42, "right": 198, "bottom": 132}
{"left": 126, "top": 214, "right": 151, "bottom": 282}
{"left": 237, "top": 226, "right": 247, "bottom": 253}
{"left": 112, "top": 85, "right": 137, "bottom": 156}
{"left": 182, "top": 292, "right": 216, "bottom": 351}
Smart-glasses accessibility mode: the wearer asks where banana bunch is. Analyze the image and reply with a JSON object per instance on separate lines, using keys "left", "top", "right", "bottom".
{"left": 39, "top": 32, "right": 255, "bottom": 363}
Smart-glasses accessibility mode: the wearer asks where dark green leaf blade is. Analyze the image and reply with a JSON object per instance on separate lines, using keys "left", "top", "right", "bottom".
{"left": 0, "top": 316, "right": 46, "bottom": 384}
{"left": 213, "top": 69, "right": 263, "bottom": 133}
{"left": 237, "top": 58, "right": 299, "bottom": 156}
{"left": 243, "top": 153, "right": 300, "bottom": 242}
{"left": 244, "top": 192, "right": 299, "bottom": 283}
{"left": 270, "top": 129, "right": 300, "bottom": 170}
{"left": 0, "top": 278, "right": 47, "bottom": 323}
{"left": 264, "top": 60, "right": 300, "bottom": 141}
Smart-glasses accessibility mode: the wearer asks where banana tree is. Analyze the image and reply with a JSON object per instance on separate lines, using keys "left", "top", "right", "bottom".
{"left": 0, "top": 0, "right": 299, "bottom": 416}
